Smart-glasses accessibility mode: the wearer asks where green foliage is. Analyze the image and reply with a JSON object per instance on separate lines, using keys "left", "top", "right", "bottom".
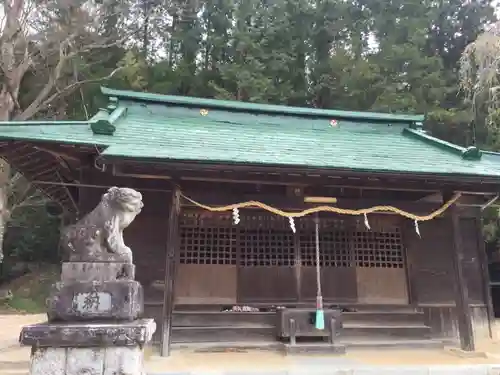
{"left": 483, "top": 206, "right": 499, "bottom": 243}
{"left": 1, "top": 202, "right": 61, "bottom": 283}
{"left": 426, "top": 108, "right": 475, "bottom": 147}
{"left": 117, "top": 51, "right": 149, "bottom": 91}
{"left": 65, "top": 0, "right": 493, "bottom": 126}
{"left": 3, "top": 205, "right": 61, "bottom": 263}
{"left": 0, "top": 266, "right": 59, "bottom": 313}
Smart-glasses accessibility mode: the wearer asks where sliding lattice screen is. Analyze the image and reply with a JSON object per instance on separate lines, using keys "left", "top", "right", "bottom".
{"left": 179, "top": 211, "right": 405, "bottom": 269}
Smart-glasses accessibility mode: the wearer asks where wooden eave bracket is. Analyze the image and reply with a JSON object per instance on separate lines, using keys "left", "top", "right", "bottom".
{"left": 403, "top": 127, "right": 482, "bottom": 161}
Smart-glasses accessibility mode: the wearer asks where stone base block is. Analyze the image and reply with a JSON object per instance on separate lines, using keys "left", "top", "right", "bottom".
{"left": 61, "top": 262, "right": 135, "bottom": 282}
{"left": 29, "top": 346, "right": 146, "bottom": 375}
{"left": 69, "top": 251, "right": 132, "bottom": 263}
{"left": 47, "top": 280, "right": 143, "bottom": 321}
{"left": 20, "top": 319, "right": 156, "bottom": 347}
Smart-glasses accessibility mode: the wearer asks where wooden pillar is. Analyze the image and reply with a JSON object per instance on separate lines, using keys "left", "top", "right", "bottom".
{"left": 450, "top": 204, "right": 475, "bottom": 351}
{"left": 476, "top": 212, "right": 495, "bottom": 339}
{"left": 160, "top": 186, "right": 181, "bottom": 357}
{"left": 294, "top": 233, "right": 301, "bottom": 302}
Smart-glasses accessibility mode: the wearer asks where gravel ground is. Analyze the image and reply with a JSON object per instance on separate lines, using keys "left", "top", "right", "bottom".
{"left": 1, "top": 314, "right": 500, "bottom": 375}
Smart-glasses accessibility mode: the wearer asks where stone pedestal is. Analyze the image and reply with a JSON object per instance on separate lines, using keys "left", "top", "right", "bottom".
{"left": 20, "top": 262, "right": 156, "bottom": 375}
{"left": 20, "top": 320, "right": 156, "bottom": 375}
{"left": 20, "top": 187, "right": 153, "bottom": 375}
{"left": 47, "top": 279, "right": 144, "bottom": 321}
{"left": 28, "top": 347, "right": 144, "bottom": 375}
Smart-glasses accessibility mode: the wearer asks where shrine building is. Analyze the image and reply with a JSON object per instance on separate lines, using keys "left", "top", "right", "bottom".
{"left": 1, "top": 87, "right": 500, "bottom": 355}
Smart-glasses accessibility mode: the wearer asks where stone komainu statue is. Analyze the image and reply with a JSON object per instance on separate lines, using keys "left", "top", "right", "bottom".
{"left": 60, "top": 187, "right": 143, "bottom": 263}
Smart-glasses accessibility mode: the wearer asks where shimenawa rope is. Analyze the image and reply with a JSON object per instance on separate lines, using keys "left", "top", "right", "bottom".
{"left": 180, "top": 192, "right": 461, "bottom": 221}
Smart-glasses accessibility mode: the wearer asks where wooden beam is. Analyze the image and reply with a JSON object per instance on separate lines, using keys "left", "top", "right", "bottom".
{"left": 82, "top": 168, "right": 171, "bottom": 191}
{"left": 34, "top": 145, "right": 82, "bottom": 162}
{"left": 160, "top": 185, "right": 181, "bottom": 357}
{"left": 105, "top": 158, "right": 500, "bottom": 193}
{"left": 450, "top": 204, "right": 475, "bottom": 351}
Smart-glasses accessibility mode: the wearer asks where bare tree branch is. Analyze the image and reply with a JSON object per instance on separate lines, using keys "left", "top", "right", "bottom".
{"left": 15, "top": 66, "right": 123, "bottom": 120}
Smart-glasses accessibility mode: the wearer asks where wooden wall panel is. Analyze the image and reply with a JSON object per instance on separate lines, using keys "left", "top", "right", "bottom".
{"left": 238, "top": 267, "right": 296, "bottom": 302}
{"left": 356, "top": 267, "right": 408, "bottom": 304}
{"left": 301, "top": 266, "right": 357, "bottom": 303}
{"left": 460, "top": 217, "right": 486, "bottom": 305}
{"left": 405, "top": 218, "right": 455, "bottom": 304}
{"left": 124, "top": 215, "right": 168, "bottom": 288}
{"left": 175, "top": 264, "right": 237, "bottom": 304}
{"left": 406, "top": 214, "right": 488, "bottom": 308}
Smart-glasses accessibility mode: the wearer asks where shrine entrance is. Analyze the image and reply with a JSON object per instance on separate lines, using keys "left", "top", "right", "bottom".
{"left": 173, "top": 210, "right": 409, "bottom": 306}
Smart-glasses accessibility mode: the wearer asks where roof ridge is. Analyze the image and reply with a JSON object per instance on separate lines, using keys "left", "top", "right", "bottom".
{"left": 403, "top": 128, "right": 482, "bottom": 161}
{"left": 101, "top": 86, "right": 425, "bottom": 123}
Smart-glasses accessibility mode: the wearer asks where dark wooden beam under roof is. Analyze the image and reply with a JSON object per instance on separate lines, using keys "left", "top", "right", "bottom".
{"left": 110, "top": 161, "right": 500, "bottom": 194}
{"left": 0, "top": 141, "right": 86, "bottom": 214}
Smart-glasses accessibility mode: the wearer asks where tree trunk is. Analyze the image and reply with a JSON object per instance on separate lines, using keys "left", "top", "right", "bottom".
{"left": 0, "top": 160, "right": 10, "bottom": 263}
{"left": 0, "top": 86, "right": 14, "bottom": 264}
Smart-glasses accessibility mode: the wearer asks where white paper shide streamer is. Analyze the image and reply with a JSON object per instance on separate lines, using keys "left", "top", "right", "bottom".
{"left": 232, "top": 208, "right": 240, "bottom": 225}
{"left": 364, "top": 213, "right": 371, "bottom": 230}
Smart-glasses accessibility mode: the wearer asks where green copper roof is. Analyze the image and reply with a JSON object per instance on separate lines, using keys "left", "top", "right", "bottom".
{"left": 101, "top": 87, "right": 425, "bottom": 123}
{"left": 0, "top": 86, "right": 499, "bottom": 178}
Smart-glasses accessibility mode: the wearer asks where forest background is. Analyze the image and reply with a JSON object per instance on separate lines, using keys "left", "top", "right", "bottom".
{"left": 0, "top": 0, "right": 500, "bottom": 291}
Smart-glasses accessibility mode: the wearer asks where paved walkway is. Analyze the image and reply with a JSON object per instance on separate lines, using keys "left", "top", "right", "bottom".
{"left": 148, "top": 366, "right": 500, "bottom": 375}
{"left": 147, "top": 364, "right": 500, "bottom": 375}
{"left": 1, "top": 314, "right": 500, "bottom": 375}
{"left": 143, "top": 346, "right": 500, "bottom": 374}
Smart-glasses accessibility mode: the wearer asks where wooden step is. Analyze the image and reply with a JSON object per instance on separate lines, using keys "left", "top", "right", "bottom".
{"left": 172, "top": 311, "right": 276, "bottom": 327}
{"left": 170, "top": 340, "right": 283, "bottom": 352}
{"left": 145, "top": 314, "right": 427, "bottom": 330}
{"left": 338, "top": 305, "right": 419, "bottom": 313}
{"left": 144, "top": 302, "right": 421, "bottom": 311}
{"left": 341, "top": 311, "right": 424, "bottom": 325}
{"left": 154, "top": 338, "right": 444, "bottom": 352}
{"left": 153, "top": 323, "right": 432, "bottom": 344}
{"left": 171, "top": 325, "right": 276, "bottom": 343}
{"left": 146, "top": 304, "right": 431, "bottom": 345}
{"left": 339, "top": 337, "right": 444, "bottom": 350}
{"left": 340, "top": 324, "right": 431, "bottom": 339}
{"left": 283, "top": 343, "right": 346, "bottom": 355}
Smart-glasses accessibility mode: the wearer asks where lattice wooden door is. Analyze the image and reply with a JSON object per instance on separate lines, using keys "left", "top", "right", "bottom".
{"left": 174, "top": 211, "right": 238, "bottom": 304}
{"left": 353, "top": 215, "right": 408, "bottom": 304}
{"left": 237, "top": 213, "right": 298, "bottom": 303}
{"left": 299, "top": 217, "right": 357, "bottom": 303}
